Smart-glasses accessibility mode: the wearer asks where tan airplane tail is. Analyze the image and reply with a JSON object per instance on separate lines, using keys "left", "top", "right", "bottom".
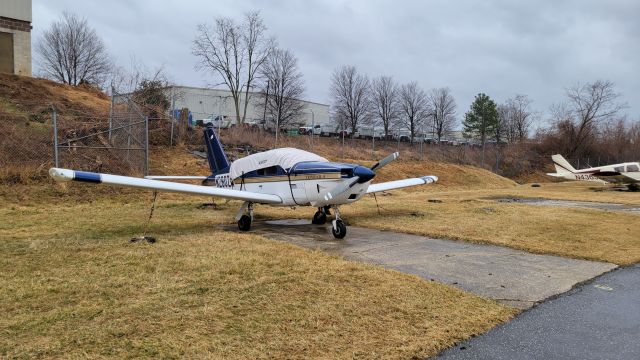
{"left": 551, "top": 154, "right": 576, "bottom": 174}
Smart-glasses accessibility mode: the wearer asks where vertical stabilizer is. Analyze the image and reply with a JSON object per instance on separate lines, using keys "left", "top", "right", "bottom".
{"left": 552, "top": 154, "right": 577, "bottom": 173}
{"left": 203, "top": 126, "right": 230, "bottom": 175}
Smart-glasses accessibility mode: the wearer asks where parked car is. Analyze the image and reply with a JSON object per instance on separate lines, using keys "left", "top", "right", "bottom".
{"left": 355, "top": 126, "right": 385, "bottom": 140}
{"left": 299, "top": 124, "right": 322, "bottom": 135}
{"left": 195, "top": 115, "right": 232, "bottom": 128}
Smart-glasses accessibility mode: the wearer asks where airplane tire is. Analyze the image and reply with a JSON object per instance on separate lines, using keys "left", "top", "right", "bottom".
{"left": 312, "top": 211, "right": 327, "bottom": 225}
{"left": 238, "top": 215, "right": 251, "bottom": 231}
{"left": 332, "top": 220, "right": 347, "bottom": 239}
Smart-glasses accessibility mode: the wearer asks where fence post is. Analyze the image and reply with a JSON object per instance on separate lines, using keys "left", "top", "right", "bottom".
{"left": 372, "top": 125, "right": 375, "bottom": 160}
{"left": 52, "top": 108, "right": 59, "bottom": 167}
{"left": 145, "top": 116, "right": 149, "bottom": 176}
{"left": 108, "top": 86, "right": 114, "bottom": 142}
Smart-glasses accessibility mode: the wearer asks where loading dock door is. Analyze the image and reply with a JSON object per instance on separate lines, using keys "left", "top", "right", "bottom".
{"left": 0, "top": 32, "right": 14, "bottom": 74}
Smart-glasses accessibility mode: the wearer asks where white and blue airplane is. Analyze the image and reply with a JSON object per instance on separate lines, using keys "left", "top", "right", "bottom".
{"left": 49, "top": 126, "right": 438, "bottom": 238}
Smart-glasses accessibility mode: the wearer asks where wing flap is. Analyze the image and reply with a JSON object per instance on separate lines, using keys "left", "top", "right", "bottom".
{"left": 49, "top": 168, "right": 282, "bottom": 204}
{"left": 366, "top": 176, "right": 438, "bottom": 193}
{"left": 144, "top": 176, "right": 208, "bottom": 180}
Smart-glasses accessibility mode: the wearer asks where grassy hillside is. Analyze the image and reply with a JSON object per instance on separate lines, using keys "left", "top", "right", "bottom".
{"left": 0, "top": 74, "right": 111, "bottom": 182}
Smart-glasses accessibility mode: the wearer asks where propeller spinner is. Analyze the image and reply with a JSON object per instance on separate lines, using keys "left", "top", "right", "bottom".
{"left": 323, "top": 152, "right": 400, "bottom": 201}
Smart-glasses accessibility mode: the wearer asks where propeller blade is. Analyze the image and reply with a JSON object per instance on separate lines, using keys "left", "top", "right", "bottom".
{"left": 370, "top": 152, "right": 399, "bottom": 172}
{"left": 323, "top": 177, "right": 359, "bottom": 201}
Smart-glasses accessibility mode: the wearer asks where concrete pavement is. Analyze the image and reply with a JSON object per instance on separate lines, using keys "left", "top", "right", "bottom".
{"left": 232, "top": 219, "right": 617, "bottom": 309}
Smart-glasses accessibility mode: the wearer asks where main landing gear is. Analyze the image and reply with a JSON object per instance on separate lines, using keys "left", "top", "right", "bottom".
{"left": 236, "top": 202, "right": 253, "bottom": 231}
{"left": 312, "top": 206, "right": 331, "bottom": 225}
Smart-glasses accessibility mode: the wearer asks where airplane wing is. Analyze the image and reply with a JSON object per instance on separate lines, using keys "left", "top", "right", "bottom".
{"left": 366, "top": 176, "right": 438, "bottom": 194}
{"left": 49, "top": 168, "right": 282, "bottom": 204}
{"left": 144, "top": 175, "right": 208, "bottom": 180}
{"left": 618, "top": 172, "right": 640, "bottom": 183}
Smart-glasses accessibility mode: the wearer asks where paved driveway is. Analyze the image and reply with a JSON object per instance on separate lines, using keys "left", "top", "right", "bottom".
{"left": 233, "top": 219, "right": 616, "bottom": 309}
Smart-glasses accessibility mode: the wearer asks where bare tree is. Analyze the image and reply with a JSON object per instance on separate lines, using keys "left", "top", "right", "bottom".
{"left": 560, "top": 80, "right": 626, "bottom": 157}
{"left": 36, "top": 12, "right": 112, "bottom": 86}
{"left": 258, "top": 48, "right": 306, "bottom": 131}
{"left": 193, "top": 11, "right": 274, "bottom": 125}
{"left": 399, "top": 82, "right": 429, "bottom": 143}
{"left": 503, "top": 94, "right": 533, "bottom": 142}
{"left": 426, "top": 87, "right": 456, "bottom": 142}
{"left": 370, "top": 76, "right": 399, "bottom": 139}
{"left": 241, "top": 12, "right": 274, "bottom": 124}
{"left": 497, "top": 103, "right": 511, "bottom": 143}
{"left": 330, "top": 65, "right": 371, "bottom": 134}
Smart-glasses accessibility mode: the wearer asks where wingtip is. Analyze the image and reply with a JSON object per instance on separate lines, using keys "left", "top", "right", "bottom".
{"left": 49, "top": 168, "right": 74, "bottom": 182}
{"left": 421, "top": 175, "right": 438, "bottom": 183}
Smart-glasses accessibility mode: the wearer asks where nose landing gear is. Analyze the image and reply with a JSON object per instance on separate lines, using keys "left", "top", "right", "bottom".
{"left": 330, "top": 206, "right": 347, "bottom": 239}
{"left": 311, "top": 205, "right": 346, "bottom": 238}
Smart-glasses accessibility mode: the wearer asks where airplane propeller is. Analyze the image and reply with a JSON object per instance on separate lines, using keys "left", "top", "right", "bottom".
{"left": 323, "top": 152, "right": 400, "bottom": 201}
{"left": 370, "top": 152, "right": 399, "bottom": 172}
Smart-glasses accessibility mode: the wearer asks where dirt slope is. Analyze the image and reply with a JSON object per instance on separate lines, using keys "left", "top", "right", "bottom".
{"left": 0, "top": 73, "right": 109, "bottom": 118}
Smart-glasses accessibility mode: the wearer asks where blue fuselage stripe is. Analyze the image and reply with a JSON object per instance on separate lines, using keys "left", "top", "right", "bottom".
{"left": 74, "top": 171, "right": 102, "bottom": 183}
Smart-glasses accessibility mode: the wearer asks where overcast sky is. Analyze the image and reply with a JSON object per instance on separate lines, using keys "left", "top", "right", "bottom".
{"left": 33, "top": 0, "right": 639, "bottom": 125}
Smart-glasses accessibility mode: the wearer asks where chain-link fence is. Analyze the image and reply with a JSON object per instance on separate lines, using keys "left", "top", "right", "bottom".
{"left": 0, "top": 108, "right": 54, "bottom": 182}
{"left": 0, "top": 95, "right": 152, "bottom": 183}
{"left": 53, "top": 96, "right": 148, "bottom": 176}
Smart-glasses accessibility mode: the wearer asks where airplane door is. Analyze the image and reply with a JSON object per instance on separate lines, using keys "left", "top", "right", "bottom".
{"left": 289, "top": 180, "right": 309, "bottom": 205}
{"left": 305, "top": 180, "right": 323, "bottom": 205}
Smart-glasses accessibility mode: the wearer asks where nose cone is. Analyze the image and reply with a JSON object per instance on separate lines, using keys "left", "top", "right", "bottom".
{"left": 354, "top": 166, "right": 376, "bottom": 183}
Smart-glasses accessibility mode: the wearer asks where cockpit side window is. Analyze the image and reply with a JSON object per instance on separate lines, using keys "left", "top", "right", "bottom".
{"left": 257, "top": 166, "right": 282, "bottom": 176}
{"left": 626, "top": 164, "right": 639, "bottom": 172}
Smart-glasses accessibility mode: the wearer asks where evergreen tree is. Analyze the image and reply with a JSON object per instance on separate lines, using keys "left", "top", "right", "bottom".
{"left": 463, "top": 93, "right": 498, "bottom": 167}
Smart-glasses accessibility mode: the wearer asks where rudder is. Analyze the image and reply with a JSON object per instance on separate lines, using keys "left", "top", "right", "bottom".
{"left": 203, "top": 126, "right": 230, "bottom": 175}
{"left": 552, "top": 154, "right": 576, "bottom": 173}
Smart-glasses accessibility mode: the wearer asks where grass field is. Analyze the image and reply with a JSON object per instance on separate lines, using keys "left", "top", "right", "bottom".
{"left": 3, "top": 162, "right": 639, "bottom": 358}
{"left": 0, "top": 185, "right": 515, "bottom": 359}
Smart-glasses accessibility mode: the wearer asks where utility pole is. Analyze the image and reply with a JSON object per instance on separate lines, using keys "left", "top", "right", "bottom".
{"left": 310, "top": 108, "right": 315, "bottom": 151}
{"left": 262, "top": 80, "right": 269, "bottom": 127}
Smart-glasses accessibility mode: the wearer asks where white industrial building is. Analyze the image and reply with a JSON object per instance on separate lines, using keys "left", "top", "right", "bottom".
{"left": 0, "top": 0, "right": 32, "bottom": 75}
{"left": 165, "top": 85, "right": 330, "bottom": 128}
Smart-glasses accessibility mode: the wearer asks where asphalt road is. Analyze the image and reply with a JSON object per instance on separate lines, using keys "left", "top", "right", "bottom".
{"left": 436, "top": 265, "right": 640, "bottom": 360}
{"left": 233, "top": 219, "right": 616, "bottom": 309}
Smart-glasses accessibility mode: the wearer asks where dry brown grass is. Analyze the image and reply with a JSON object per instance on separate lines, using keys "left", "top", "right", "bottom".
{"left": 0, "top": 193, "right": 515, "bottom": 359}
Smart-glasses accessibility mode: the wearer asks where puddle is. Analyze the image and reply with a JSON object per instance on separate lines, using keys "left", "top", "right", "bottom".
{"left": 495, "top": 198, "right": 640, "bottom": 213}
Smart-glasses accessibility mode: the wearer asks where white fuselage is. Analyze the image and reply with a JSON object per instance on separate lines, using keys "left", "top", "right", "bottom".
{"left": 214, "top": 173, "right": 370, "bottom": 207}
{"left": 559, "top": 163, "right": 640, "bottom": 184}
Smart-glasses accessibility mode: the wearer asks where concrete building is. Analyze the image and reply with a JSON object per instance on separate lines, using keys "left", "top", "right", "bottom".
{"left": 165, "top": 86, "right": 330, "bottom": 128}
{"left": 0, "top": 0, "right": 32, "bottom": 76}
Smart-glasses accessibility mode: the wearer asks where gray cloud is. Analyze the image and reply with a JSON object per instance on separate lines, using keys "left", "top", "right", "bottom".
{"left": 33, "top": 0, "right": 640, "bottom": 124}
